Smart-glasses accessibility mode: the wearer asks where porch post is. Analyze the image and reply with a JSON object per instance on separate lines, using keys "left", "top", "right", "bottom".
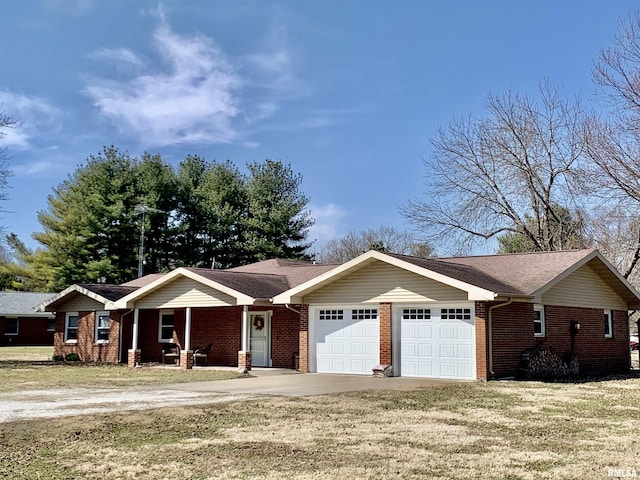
{"left": 241, "top": 305, "right": 249, "bottom": 351}
{"left": 127, "top": 308, "right": 141, "bottom": 368}
{"left": 238, "top": 305, "right": 252, "bottom": 372}
{"left": 181, "top": 307, "right": 194, "bottom": 369}
{"left": 184, "top": 307, "right": 192, "bottom": 351}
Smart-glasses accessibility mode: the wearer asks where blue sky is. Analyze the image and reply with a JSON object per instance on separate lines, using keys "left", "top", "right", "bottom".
{"left": 0, "top": 0, "right": 639, "bottom": 255}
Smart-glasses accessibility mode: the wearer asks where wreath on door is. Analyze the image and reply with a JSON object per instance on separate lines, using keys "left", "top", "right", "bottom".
{"left": 253, "top": 316, "right": 265, "bottom": 331}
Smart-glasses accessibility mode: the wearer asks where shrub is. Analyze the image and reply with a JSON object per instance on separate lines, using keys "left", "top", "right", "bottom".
{"left": 64, "top": 353, "right": 80, "bottom": 362}
{"left": 52, "top": 355, "right": 64, "bottom": 362}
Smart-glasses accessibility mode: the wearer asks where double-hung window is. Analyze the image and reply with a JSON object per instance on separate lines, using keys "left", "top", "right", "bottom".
{"left": 159, "top": 310, "right": 175, "bottom": 343}
{"left": 604, "top": 310, "right": 613, "bottom": 338}
{"left": 95, "top": 311, "right": 110, "bottom": 343}
{"left": 65, "top": 313, "right": 79, "bottom": 342}
{"left": 533, "top": 305, "right": 545, "bottom": 337}
{"left": 4, "top": 318, "right": 18, "bottom": 336}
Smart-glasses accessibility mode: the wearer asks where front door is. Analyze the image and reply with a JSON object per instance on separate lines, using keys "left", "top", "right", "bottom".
{"left": 249, "top": 312, "right": 270, "bottom": 367}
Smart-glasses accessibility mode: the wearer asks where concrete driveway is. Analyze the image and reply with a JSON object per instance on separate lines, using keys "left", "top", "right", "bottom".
{"left": 0, "top": 369, "right": 458, "bottom": 423}
{"left": 169, "top": 368, "right": 459, "bottom": 397}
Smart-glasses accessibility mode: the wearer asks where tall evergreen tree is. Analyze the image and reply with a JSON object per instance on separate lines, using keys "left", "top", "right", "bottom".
{"left": 242, "top": 159, "right": 313, "bottom": 263}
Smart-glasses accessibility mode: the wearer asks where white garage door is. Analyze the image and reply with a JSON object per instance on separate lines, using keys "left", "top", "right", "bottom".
{"left": 314, "top": 307, "right": 379, "bottom": 374}
{"left": 400, "top": 306, "right": 475, "bottom": 380}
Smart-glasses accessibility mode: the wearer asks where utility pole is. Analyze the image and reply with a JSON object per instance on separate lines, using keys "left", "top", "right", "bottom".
{"left": 135, "top": 204, "right": 164, "bottom": 278}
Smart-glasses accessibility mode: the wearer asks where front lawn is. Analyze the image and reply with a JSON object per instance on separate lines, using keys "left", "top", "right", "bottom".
{"left": 1, "top": 377, "right": 639, "bottom": 479}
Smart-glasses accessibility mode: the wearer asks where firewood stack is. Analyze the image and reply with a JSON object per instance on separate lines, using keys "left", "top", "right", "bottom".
{"left": 525, "top": 346, "right": 579, "bottom": 379}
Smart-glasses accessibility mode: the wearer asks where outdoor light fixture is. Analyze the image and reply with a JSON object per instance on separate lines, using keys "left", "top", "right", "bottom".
{"left": 570, "top": 321, "right": 580, "bottom": 333}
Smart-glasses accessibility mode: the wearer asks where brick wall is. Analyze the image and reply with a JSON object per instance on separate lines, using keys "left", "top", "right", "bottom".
{"left": 379, "top": 303, "right": 392, "bottom": 365}
{"left": 53, "top": 311, "right": 121, "bottom": 363}
{"left": 270, "top": 305, "right": 302, "bottom": 369}
{"left": 490, "top": 302, "right": 630, "bottom": 378}
{"left": 298, "top": 304, "right": 309, "bottom": 373}
{"left": 1, "top": 316, "right": 54, "bottom": 346}
{"left": 474, "top": 302, "right": 488, "bottom": 381}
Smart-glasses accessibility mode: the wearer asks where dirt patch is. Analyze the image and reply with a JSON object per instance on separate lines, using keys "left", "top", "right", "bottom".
{"left": 0, "top": 387, "right": 255, "bottom": 423}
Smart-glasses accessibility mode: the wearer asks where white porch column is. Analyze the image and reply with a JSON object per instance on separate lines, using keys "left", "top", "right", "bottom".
{"left": 184, "top": 307, "right": 192, "bottom": 351}
{"left": 241, "top": 305, "right": 249, "bottom": 351}
{"left": 132, "top": 308, "right": 140, "bottom": 350}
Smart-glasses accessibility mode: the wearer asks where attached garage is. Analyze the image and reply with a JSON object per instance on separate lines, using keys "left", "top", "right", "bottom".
{"left": 312, "top": 307, "right": 379, "bottom": 374}
{"left": 396, "top": 305, "right": 475, "bottom": 380}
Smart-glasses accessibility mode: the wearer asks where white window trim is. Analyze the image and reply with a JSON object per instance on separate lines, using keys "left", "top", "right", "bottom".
{"left": 64, "top": 312, "right": 79, "bottom": 343}
{"left": 95, "top": 311, "right": 110, "bottom": 344}
{"left": 533, "top": 305, "right": 545, "bottom": 338}
{"left": 158, "top": 310, "right": 175, "bottom": 343}
{"left": 604, "top": 310, "right": 613, "bottom": 339}
{"left": 4, "top": 317, "right": 18, "bottom": 336}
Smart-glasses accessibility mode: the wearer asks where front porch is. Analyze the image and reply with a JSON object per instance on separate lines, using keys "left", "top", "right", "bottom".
{"left": 125, "top": 305, "right": 303, "bottom": 371}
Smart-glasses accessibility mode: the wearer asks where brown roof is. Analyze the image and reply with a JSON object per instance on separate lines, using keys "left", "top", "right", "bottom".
{"left": 226, "top": 259, "right": 338, "bottom": 289}
{"left": 78, "top": 284, "right": 140, "bottom": 301}
{"left": 183, "top": 269, "right": 291, "bottom": 299}
{"left": 388, "top": 249, "right": 599, "bottom": 296}
{"left": 122, "top": 274, "right": 166, "bottom": 288}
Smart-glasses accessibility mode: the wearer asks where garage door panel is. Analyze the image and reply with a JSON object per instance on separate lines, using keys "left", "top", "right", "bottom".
{"left": 401, "top": 306, "right": 475, "bottom": 380}
{"left": 315, "top": 308, "right": 379, "bottom": 375}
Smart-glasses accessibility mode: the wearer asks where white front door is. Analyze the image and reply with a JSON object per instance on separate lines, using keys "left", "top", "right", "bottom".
{"left": 249, "top": 312, "right": 270, "bottom": 367}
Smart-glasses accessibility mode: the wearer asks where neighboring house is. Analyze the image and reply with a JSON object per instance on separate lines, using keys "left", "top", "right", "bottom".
{"left": 37, "top": 249, "right": 640, "bottom": 380}
{"left": 0, "top": 292, "right": 56, "bottom": 346}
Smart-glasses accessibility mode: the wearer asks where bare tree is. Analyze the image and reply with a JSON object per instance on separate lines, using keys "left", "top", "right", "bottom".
{"left": 402, "top": 81, "right": 587, "bottom": 254}
{"left": 584, "top": 13, "right": 640, "bottom": 281}
{"left": 0, "top": 106, "right": 18, "bottom": 203}
{"left": 317, "top": 226, "right": 433, "bottom": 263}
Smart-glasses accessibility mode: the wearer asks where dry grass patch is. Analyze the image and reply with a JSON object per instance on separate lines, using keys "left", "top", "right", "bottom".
{"left": 1, "top": 378, "right": 639, "bottom": 479}
{"left": 0, "top": 361, "right": 243, "bottom": 392}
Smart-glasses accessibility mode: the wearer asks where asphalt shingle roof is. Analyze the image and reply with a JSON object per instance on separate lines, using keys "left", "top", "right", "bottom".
{"left": 0, "top": 292, "right": 57, "bottom": 316}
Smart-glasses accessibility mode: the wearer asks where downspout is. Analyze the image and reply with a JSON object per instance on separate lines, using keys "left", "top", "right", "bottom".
{"left": 118, "top": 309, "right": 135, "bottom": 364}
{"left": 285, "top": 304, "right": 301, "bottom": 315}
{"left": 487, "top": 297, "right": 514, "bottom": 377}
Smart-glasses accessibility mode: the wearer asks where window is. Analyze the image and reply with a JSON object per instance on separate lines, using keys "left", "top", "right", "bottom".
{"left": 159, "top": 311, "right": 174, "bottom": 342}
{"left": 604, "top": 310, "right": 613, "bottom": 338}
{"left": 95, "top": 311, "right": 110, "bottom": 343}
{"left": 65, "top": 313, "right": 79, "bottom": 342}
{"left": 533, "top": 305, "right": 545, "bottom": 337}
{"left": 441, "top": 308, "right": 471, "bottom": 320}
{"left": 352, "top": 309, "right": 378, "bottom": 320}
{"left": 402, "top": 308, "right": 431, "bottom": 319}
{"left": 319, "top": 309, "right": 343, "bottom": 320}
{"left": 4, "top": 318, "right": 18, "bottom": 336}
{"left": 47, "top": 318, "right": 55, "bottom": 332}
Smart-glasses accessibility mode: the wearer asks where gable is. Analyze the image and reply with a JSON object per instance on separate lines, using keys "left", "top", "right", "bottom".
{"left": 56, "top": 293, "right": 106, "bottom": 312}
{"left": 541, "top": 263, "right": 628, "bottom": 310}
{"left": 302, "top": 260, "right": 468, "bottom": 304}
{"left": 134, "top": 276, "right": 237, "bottom": 309}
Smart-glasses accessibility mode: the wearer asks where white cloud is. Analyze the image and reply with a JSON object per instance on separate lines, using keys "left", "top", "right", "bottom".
{"left": 308, "top": 203, "right": 347, "bottom": 244}
{"left": 84, "top": 23, "right": 242, "bottom": 147}
{"left": 89, "top": 48, "right": 145, "bottom": 70}
{"left": 0, "top": 90, "right": 62, "bottom": 150}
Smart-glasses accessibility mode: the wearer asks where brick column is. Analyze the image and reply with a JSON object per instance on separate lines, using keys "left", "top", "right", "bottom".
{"left": 127, "top": 349, "right": 141, "bottom": 368}
{"left": 180, "top": 350, "right": 194, "bottom": 370}
{"left": 379, "top": 302, "right": 392, "bottom": 366}
{"left": 298, "top": 304, "right": 309, "bottom": 373}
{"left": 238, "top": 351, "right": 252, "bottom": 372}
{"left": 475, "top": 302, "right": 488, "bottom": 381}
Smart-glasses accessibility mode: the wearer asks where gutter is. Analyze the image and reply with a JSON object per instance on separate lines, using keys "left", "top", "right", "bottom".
{"left": 487, "top": 297, "right": 514, "bottom": 377}
{"left": 285, "top": 304, "right": 301, "bottom": 315}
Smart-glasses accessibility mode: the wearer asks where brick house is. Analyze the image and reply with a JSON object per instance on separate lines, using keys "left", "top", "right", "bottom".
{"left": 0, "top": 292, "right": 56, "bottom": 346}
{"left": 38, "top": 248, "right": 640, "bottom": 379}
